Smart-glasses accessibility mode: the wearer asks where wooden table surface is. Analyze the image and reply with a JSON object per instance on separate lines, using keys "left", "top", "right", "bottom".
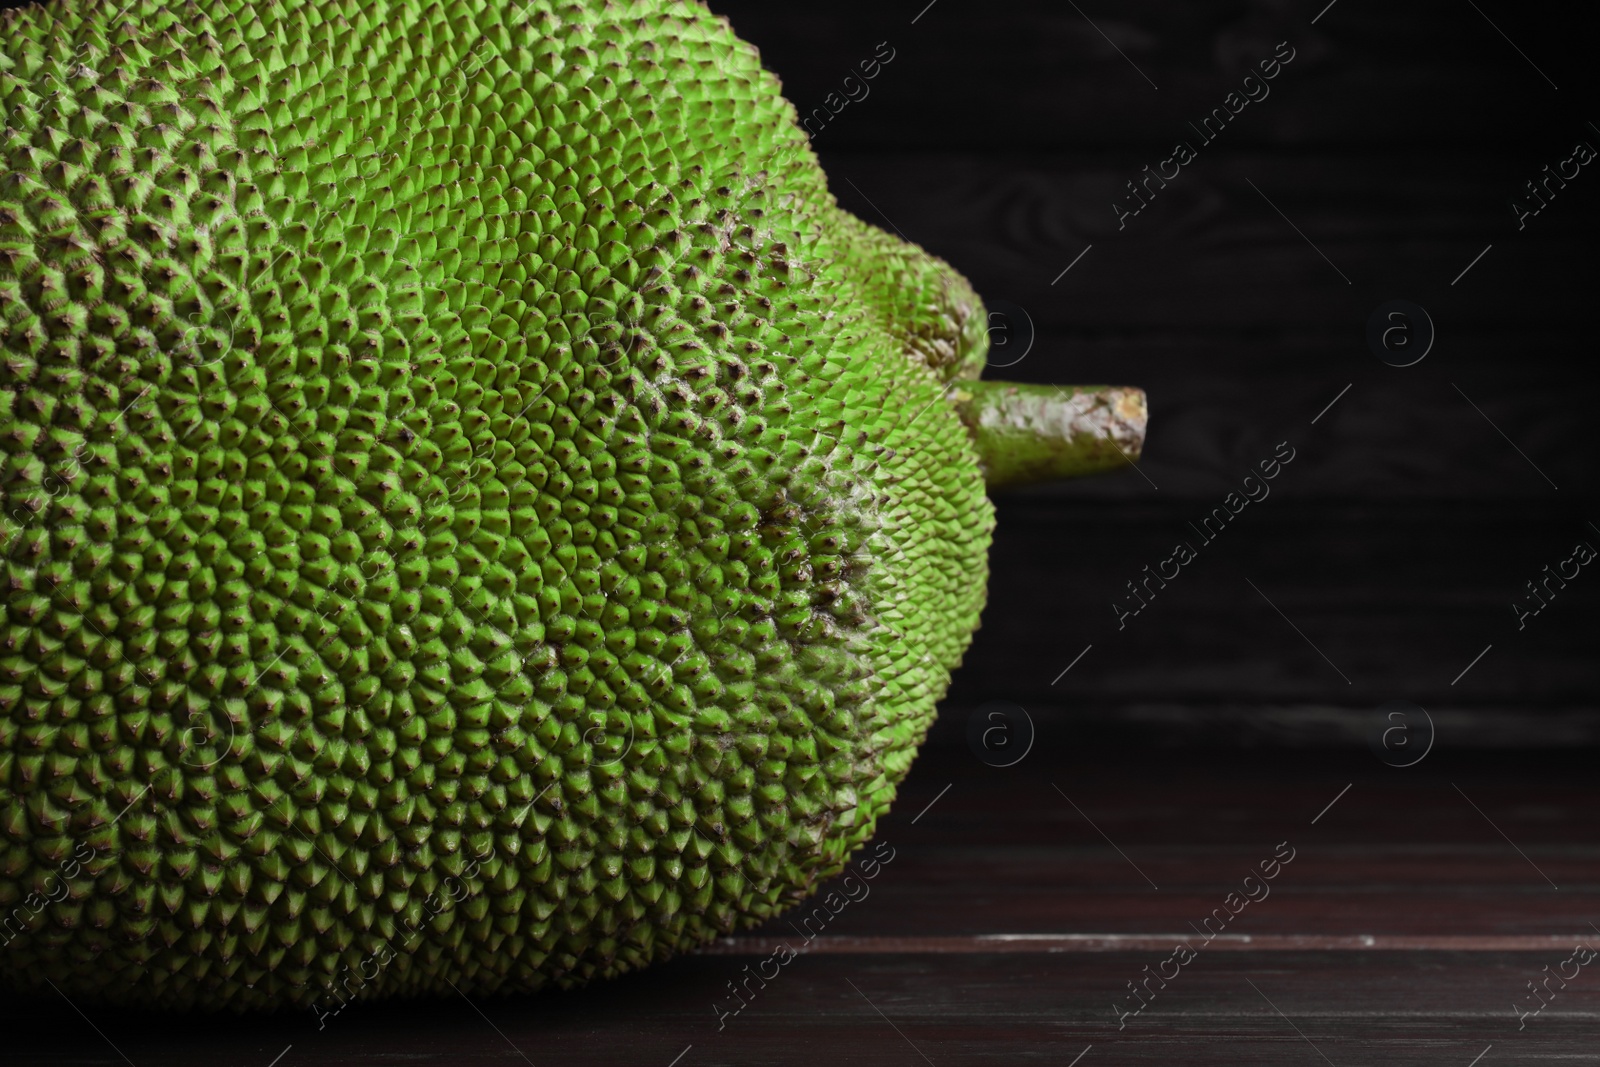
{"left": 4, "top": 742, "right": 1596, "bottom": 1065}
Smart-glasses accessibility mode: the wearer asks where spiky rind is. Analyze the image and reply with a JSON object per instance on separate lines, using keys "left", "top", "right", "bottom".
{"left": 0, "top": 0, "right": 993, "bottom": 1010}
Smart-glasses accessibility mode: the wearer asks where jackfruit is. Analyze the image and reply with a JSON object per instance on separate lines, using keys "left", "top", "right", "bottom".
{"left": 0, "top": 0, "right": 1145, "bottom": 1009}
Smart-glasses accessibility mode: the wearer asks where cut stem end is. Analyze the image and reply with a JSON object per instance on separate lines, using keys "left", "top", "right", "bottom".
{"left": 954, "top": 381, "right": 1148, "bottom": 490}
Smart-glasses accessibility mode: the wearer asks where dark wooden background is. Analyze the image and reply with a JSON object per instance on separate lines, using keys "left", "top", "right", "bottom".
{"left": 707, "top": 0, "right": 1600, "bottom": 747}
{"left": 3, "top": 1, "right": 1598, "bottom": 1064}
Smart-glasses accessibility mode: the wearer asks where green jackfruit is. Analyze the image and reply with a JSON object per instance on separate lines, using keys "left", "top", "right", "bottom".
{"left": 0, "top": 0, "right": 1145, "bottom": 1009}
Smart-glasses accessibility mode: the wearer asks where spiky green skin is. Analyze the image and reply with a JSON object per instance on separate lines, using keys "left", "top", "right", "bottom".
{"left": 0, "top": 0, "right": 994, "bottom": 1009}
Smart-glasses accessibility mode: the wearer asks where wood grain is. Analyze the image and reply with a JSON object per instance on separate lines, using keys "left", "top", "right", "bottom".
{"left": 6, "top": 950, "right": 1594, "bottom": 1066}
{"left": 5, "top": 748, "right": 1596, "bottom": 1064}
{"left": 938, "top": 501, "right": 1596, "bottom": 724}
{"left": 713, "top": 0, "right": 1598, "bottom": 150}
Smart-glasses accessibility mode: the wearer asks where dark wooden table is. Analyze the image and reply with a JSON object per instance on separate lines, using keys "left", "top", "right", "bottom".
{"left": 5, "top": 742, "right": 1597, "bottom": 1065}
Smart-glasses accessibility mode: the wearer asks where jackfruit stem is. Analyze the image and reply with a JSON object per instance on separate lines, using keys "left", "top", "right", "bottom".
{"left": 953, "top": 381, "right": 1148, "bottom": 490}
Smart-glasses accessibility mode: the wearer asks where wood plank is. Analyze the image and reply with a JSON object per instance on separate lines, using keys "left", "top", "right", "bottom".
{"left": 3, "top": 749, "right": 1594, "bottom": 1063}
{"left": 946, "top": 501, "right": 1596, "bottom": 715}
{"left": 711, "top": 0, "right": 1599, "bottom": 150}
{"left": 732, "top": 751, "right": 1600, "bottom": 942}
{"left": 703, "top": 933, "right": 1600, "bottom": 952}
{"left": 5, "top": 951, "right": 1594, "bottom": 1065}
{"left": 805, "top": 151, "right": 1596, "bottom": 504}
{"left": 817, "top": 151, "right": 1599, "bottom": 333}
